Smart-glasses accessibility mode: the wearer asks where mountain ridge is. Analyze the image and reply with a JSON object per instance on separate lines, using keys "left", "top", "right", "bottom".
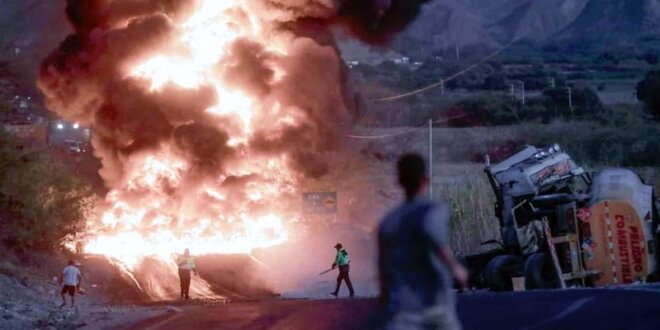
{"left": 379, "top": 0, "right": 660, "bottom": 54}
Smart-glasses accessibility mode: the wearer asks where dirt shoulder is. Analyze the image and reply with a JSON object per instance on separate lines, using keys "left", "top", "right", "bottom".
{"left": 0, "top": 273, "right": 168, "bottom": 330}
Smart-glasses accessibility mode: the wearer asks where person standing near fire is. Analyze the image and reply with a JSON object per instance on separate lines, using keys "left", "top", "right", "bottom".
{"left": 59, "top": 260, "right": 81, "bottom": 308}
{"left": 177, "top": 248, "right": 197, "bottom": 299}
{"left": 330, "top": 243, "right": 355, "bottom": 298}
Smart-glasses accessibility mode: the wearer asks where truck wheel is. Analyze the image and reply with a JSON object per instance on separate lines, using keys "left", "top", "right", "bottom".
{"left": 524, "top": 253, "right": 560, "bottom": 290}
{"left": 485, "top": 255, "right": 521, "bottom": 291}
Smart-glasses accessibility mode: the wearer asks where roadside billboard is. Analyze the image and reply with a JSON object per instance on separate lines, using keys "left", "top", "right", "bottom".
{"left": 302, "top": 188, "right": 337, "bottom": 214}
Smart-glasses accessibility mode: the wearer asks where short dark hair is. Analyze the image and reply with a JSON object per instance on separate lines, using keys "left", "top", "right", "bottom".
{"left": 68, "top": 260, "right": 75, "bottom": 266}
{"left": 397, "top": 153, "right": 427, "bottom": 196}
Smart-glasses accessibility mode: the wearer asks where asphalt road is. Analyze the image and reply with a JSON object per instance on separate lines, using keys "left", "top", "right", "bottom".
{"left": 126, "top": 285, "right": 660, "bottom": 330}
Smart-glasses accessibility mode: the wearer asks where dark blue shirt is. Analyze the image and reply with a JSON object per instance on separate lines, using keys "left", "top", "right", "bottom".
{"left": 378, "top": 198, "right": 453, "bottom": 313}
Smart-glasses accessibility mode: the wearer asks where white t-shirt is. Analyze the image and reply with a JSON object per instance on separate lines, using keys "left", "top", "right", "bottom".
{"left": 62, "top": 266, "right": 80, "bottom": 286}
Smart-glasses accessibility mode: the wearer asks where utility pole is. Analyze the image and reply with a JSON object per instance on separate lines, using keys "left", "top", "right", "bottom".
{"left": 550, "top": 77, "right": 556, "bottom": 89}
{"left": 455, "top": 42, "right": 461, "bottom": 61}
{"left": 511, "top": 81, "right": 525, "bottom": 105}
{"left": 428, "top": 119, "right": 433, "bottom": 200}
{"left": 441, "top": 79, "right": 445, "bottom": 95}
{"left": 567, "top": 87, "right": 573, "bottom": 110}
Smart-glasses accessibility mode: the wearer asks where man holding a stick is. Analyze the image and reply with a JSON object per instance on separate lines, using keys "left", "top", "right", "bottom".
{"left": 329, "top": 243, "right": 355, "bottom": 298}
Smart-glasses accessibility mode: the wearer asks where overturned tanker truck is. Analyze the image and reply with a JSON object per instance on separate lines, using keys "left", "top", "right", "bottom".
{"left": 464, "top": 145, "right": 660, "bottom": 291}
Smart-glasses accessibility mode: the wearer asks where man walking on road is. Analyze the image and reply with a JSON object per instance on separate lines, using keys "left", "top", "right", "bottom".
{"left": 331, "top": 243, "right": 355, "bottom": 298}
{"left": 59, "top": 260, "right": 81, "bottom": 308}
{"left": 177, "top": 248, "right": 197, "bottom": 299}
{"left": 378, "top": 154, "right": 468, "bottom": 330}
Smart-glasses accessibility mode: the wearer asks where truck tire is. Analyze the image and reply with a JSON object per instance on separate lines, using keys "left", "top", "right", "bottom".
{"left": 524, "top": 253, "right": 560, "bottom": 290}
{"left": 485, "top": 255, "right": 521, "bottom": 291}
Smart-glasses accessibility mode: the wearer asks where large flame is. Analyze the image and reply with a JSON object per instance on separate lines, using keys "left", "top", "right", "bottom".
{"left": 84, "top": 1, "right": 296, "bottom": 269}
{"left": 38, "top": 0, "right": 432, "bottom": 300}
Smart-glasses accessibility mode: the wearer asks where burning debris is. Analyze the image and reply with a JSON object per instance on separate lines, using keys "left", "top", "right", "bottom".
{"left": 37, "top": 0, "right": 429, "bottom": 298}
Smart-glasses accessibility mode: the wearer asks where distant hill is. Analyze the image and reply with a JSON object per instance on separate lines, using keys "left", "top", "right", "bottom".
{"left": 341, "top": 0, "right": 660, "bottom": 59}
{"left": 557, "top": 0, "right": 660, "bottom": 41}
{"left": 0, "top": 0, "right": 69, "bottom": 95}
{"left": 488, "top": 0, "right": 590, "bottom": 43}
{"left": 392, "top": 0, "right": 592, "bottom": 47}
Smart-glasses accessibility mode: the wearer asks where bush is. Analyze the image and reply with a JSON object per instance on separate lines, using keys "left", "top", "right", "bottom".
{"left": 442, "top": 96, "right": 520, "bottom": 127}
{"left": 526, "top": 121, "right": 660, "bottom": 167}
{"left": 637, "top": 69, "right": 660, "bottom": 118}
{"left": 482, "top": 73, "right": 508, "bottom": 90}
{"left": 439, "top": 89, "right": 605, "bottom": 128}
{"left": 640, "top": 53, "right": 659, "bottom": 65}
{"left": 0, "top": 129, "right": 94, "bottom": 251}
{"left": 538, "top": 87, "right": 605, "bottom": 119}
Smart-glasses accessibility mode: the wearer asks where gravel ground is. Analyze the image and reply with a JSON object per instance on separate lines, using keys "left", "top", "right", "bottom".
{"left": 0, "top": 274, "right": 165, "bottom": 330}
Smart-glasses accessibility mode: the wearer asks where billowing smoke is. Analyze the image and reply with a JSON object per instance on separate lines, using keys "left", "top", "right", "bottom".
{"left": 337, "top": 0, "right": 432, "bottom": 43}
{"left": 38, "top": 0, "right": 428, "bottom": 299}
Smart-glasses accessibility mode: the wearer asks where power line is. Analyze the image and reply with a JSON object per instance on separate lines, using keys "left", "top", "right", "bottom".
{"left": 345, "top": 124, "right": 427, "bottom": 139}
{"left": 345, "top": 113, "right": 471, "bottom": 140}
{"left": 372, "top": 38, "right": 520, "bottom": 103}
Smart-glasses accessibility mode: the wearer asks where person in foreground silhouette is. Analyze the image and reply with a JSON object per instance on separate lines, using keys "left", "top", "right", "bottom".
{"left": 378, "top": 153, "right": 468, "bottom": 330}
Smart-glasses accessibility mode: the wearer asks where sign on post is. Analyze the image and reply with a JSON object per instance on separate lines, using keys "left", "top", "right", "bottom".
{"left": 303, "top": 189, "right": 337, "bottom": 214}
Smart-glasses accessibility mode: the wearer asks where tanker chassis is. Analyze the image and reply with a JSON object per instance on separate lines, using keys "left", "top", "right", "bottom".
{"left": 464, "top": 145, "right": 660, "bottom": 291}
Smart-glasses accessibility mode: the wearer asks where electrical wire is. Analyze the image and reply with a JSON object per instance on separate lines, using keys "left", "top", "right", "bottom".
{"left": 345, "top": 124, "right": 427, "bottom": 139}
{"left": 345, "top": 113, "right": 471, "bottom": 139}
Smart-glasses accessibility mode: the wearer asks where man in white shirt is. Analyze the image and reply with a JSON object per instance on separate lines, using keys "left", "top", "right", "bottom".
{"left": 59, "top": 260, "right": 81, "bottom": 308}
{"left": 177, "top": 248, "right": 197, "bottom": 299}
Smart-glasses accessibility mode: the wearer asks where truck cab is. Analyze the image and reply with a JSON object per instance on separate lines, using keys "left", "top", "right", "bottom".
{"left": 469, "top": 145, "right": 658, "bottom": 291}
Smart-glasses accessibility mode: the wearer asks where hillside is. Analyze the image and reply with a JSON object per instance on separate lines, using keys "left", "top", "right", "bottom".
{"left": 488, "top": 0, "right": 589, "bottom": 43}
{"left": 341, "top": 0, "right": 660, "bottom": 59}
{"left": 558, "top": 0, "right": 660, "bottom": 40}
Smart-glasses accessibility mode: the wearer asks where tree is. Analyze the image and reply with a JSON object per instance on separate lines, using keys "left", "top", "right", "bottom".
{"left": 0, "top": 129, "right": 94, "bottom": 251}
{"left": 541, "top": 87, "right": 604, "bottom": 119}
{"left": 0, "top": 0, "right": 43, "bottom": 62}
{"left": 637, "top": 69, "right": 660, "bottom": 118}
{"left": 596, "top": 51, "right": 624, "bottom": 66}
{"left": 483, "top": 73, "right": 508, "bottom": 90}
{"left": 641, "top": 53, "right": 659, "bottom": 65}
{"left": 444, "top": 96, "right": 520, "bottom": 127}
{"left": 0, "top": 0, "right": 68, "bottom": 94}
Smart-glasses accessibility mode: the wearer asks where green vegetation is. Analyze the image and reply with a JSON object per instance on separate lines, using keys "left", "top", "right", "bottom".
{"left": 637, "top": 69, "right": 660, "bottom": 117}
{"left": 440, "top": 88, "right": 605, "bottom": 127}
{"left": 0, "top": 103, "right": 10, "bottom": 117}
{"left": 528, "top": 121, "right": 660, "bottom": 168}
{"left": 0, "top": 129, "right": 93, "bottom": 252}
{"left": 352, "top": 37, "right": 657, "bottom": 129}
{"left": 351, "top": 38, "right": 660, "bottom": 255}
{"left": 434, "top": 165, "right": 498, "bottom": 255}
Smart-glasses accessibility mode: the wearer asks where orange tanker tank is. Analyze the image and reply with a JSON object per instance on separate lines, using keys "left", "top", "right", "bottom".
{"left": 585, "top": 169, "right": 657, "bottom": 286}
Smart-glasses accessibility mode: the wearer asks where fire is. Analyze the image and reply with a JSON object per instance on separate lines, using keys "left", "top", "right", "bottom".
{"left": 39, "top": 0, "right": 432, "bottom": 300}
{"left": 83, "top": 0, "right": 297, "bottom": 269}
{"left": 85, "top": 145, "right": 292, "bottom": 268}
{"left": 86, "top": 214, "right": 287, "bottom": 269}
